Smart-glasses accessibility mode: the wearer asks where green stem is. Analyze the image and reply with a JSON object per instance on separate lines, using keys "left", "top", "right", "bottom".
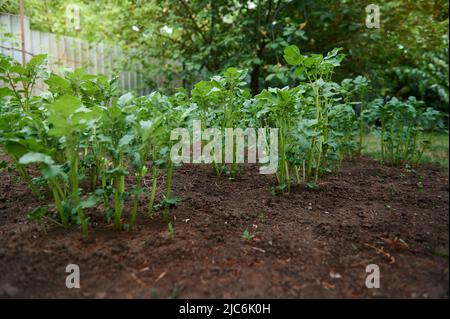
{"left": 380, "top": 121, "right": 385, "bottom": 165}
{"left": 69, "top": 147, "right": 87, "bottom": 237}
{"left": 113, "top": 152, "right": 124, "bottom": 230}
{"left": 16, "top": 162, "right": 40, "bottom": 197}
{"left": 148, "top": 164, "right": 159, "bottom": 218}
{"left": 163, "top": 160, "right": 173, "bottom": 220}
{"left": 307, "top": 136, "right": 316, "bottom": 181}
{"left": 302, "top": 160, "right": 306, "bottom": 184}
{"left": 130, "top": 174, "right": 142, "bottom": 231}
{"left": 50, "top": 178, "right": 68, "bottom": 228}
{"left": 285, "top": 161, "right": 290, "bottom": 193}
{"left": 337, "top": 152, "right": 343, "bottom": 174}
{"left": 315, "top": 137, "right": 323, "bottom": 184}
{"left": 359, "top": 101, "right": 364, "bottom": 155}
{"left": 277, "top": 120, "right": 287, "bottom": 191}
{"left": 294, "top": 164, "right": 300, "bottom": 186}
{"left": 212, "top": 160, "right": 222, "bottom": 176}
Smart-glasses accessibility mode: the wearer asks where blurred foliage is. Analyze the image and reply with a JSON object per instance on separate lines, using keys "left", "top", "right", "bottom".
{"left": 363, "top": 132, "right": 449, "bottom": 167}
{"left": 303, "top": 0, "right": 449, "bottom": 112}
{"left": 1, "top": 0, "right": 448, "bottom": 112}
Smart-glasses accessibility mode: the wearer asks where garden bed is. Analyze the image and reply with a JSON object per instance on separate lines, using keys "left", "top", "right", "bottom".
{"left": 0, "top": 157, "right": 448, "bottom": 298}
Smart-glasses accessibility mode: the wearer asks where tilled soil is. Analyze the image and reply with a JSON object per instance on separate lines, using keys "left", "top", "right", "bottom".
{"left": 0, "top": 157, "right": 448, "bottom": 298}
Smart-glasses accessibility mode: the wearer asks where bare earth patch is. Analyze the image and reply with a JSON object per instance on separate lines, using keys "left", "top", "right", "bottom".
{"left": 0, "top": 157, "right": 448, "bottom": 298}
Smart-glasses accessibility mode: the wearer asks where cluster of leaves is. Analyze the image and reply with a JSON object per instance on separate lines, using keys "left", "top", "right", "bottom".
{"left": 0, "top": 53, "right": 188, "bottom": 236}
{"left": 364, "top": 96, "right": 445, "bottom": 166}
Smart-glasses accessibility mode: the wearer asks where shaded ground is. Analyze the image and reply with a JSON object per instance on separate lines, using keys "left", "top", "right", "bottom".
{"left": 0, "top": 157, "right": 448, "bottom": 298}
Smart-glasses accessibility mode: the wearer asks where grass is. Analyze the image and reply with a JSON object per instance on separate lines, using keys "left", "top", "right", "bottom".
{"left": 361, "top": 131, "right": 449, "bottom": 168}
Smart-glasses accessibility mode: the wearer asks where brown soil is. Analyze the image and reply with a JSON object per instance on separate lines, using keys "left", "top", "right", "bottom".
{"left": 0, "top": 157, "right": 448, "bottom": 298}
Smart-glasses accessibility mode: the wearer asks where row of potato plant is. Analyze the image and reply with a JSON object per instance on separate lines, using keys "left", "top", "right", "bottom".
{"left": 0, "top": 44, "right": 443, "bottom": 236}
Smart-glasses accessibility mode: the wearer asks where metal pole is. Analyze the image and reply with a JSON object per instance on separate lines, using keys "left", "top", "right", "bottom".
{"left": 20, "top": 0, "right": 26, "bottom": 65}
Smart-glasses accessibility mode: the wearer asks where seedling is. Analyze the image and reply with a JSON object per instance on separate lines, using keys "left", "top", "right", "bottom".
{"left": 242, "top": 230, "right": 254, "bottom": 241}
{"left": 169, "top": 286, "right": 181, "bottom": 299}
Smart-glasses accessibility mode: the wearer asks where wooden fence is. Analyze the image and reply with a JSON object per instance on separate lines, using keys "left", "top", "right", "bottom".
{"left": 0, "top": 13, "right": 152, "bottom": 95}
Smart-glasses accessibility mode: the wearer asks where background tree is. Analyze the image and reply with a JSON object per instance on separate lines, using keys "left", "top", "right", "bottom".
{"left": 302, "top": 0, "right": 449, "bottom": 112}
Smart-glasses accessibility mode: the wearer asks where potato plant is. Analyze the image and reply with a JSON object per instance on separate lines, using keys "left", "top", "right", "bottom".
{"left": 365, "top": 96, "right": 443, "bottom": 166}
{"left": 250, "top": 45, "right": 361, "bottom": 192}
{"left": 192, "top": 67, "right": 249, "bottom": 178}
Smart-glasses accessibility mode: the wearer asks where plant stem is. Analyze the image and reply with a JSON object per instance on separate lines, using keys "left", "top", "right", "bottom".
{"left": 359, "top": 100, "right": 364, "bottom": 155}
{"left": 130, "top": 174, "right": 142, "bottom": 231}
{"left": 302, "top": 160, "right": 306, "bottom": 184}
{"left": 113, "top": 152, "right": 124, "bottom": 230}
{"left": 380, "top": 121, "right": 385, "bottom": 165}
{"left": 69, "top": 147, "right": 87, "bottom": 237}
{"left": 163, "top": 160, "right": 173, "bottom": 220}
{"left": 315, "top": 138, "right": 323, "bottom": 184}
{"left": 148, "top": 164, "right": 159, "bottom": 218}
{"left": 16, "top": 161, "right": 40, "bottom": 197}
{"left": 50, "top": 178, "right": 68, "bottom": 228}
{"left": 307, "top": 136, "right": 316, "bottom": 181}
{"left": 285, "top": 161, "right": 290, "bottom": 193}
{"left": 293, "top": 164, "right": 300, "bottom": 185}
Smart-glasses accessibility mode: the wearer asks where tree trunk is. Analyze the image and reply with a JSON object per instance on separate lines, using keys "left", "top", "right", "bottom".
{"left": 250, "top": 64, "right": 260, "bottom": 96}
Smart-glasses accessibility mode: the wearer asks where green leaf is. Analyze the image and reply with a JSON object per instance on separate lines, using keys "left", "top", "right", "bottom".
{"left": 40, "top": 164, "right": 66, "bottom": 179}
{"left": 105, "top": 208, "right": 114, "bottom": 223}
{"left": 118, "top": 92, "right": 133, "bottom": 107}
{"left": 48, "top": 95, "right": 82, "bottom": 118}
{"left": 0, "top": 87, "right": 14, "bottom": 99}
{"left": 0, "top": 55, "right": 12, "bottom": 71}
{"left": 80, "top": 195, "right": 100, "bottom": 209}
{"left": 283, "top": 45, "right": 302, "bottom": 65}
{"left": 27, "top": 54, "right": 47, "bottom": 69}
{"left": 303, "top": 56, "right": 317, "bottom": 67}
{"left": 10, "top": 65, "right": 26, "bottom": 75}
{"left": 294, "top": 66, "right": 305, "bottom": 77}
{"left": 28, "top": 207, "right": 49, "bottom": 221}
{"left": 0, "top": 160, "right": 8, "bottom": 170}
{"left": 45, "top": 73, "right": 71, "bottom": 94}
{"left": 4, "top": 141, "right": 29, "bottom": 159}
{"left": 72, "top": 106, "right": 101, "bottom": 124}
{"left": 19, "top": 152, "right": 54, "bottom": 166}
{"left": 306, "top": 181, "right": 317, "bottom": 189}
{"left": 224, "top": 67, "right": 247, "bottom": 82}
{"left": 131, "top": 152, "right": 141, "bottom": 170}
{"left": 325, "top": 47, "right": 343, "bottom": 59}
{"left": 163, "top": 197, "right": 181, "bottom": 206}
{"left": 139, "top": 119, "right": 155, "bottom": 130}
{"left": 118, "top": 133, "right": 134, "bottom": 149}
